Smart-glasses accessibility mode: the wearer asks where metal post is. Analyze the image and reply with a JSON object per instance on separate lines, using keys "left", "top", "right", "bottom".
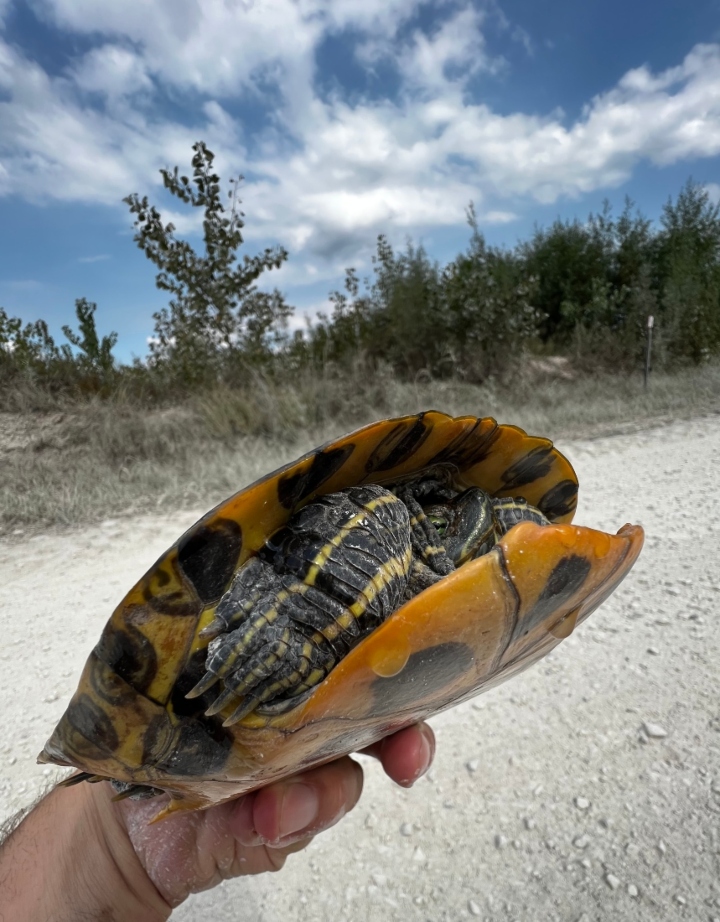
{"left": 644, "top": 315, "right": 654, "bottom": 391}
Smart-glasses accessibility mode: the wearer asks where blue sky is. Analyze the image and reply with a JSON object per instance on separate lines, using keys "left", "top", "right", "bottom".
{"left": 1, "top": 0, "right": 719, "bottom": 361}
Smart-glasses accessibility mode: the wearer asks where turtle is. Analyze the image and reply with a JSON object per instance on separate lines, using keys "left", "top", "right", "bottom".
{"left": 39, "top": 411, "right": 644, "bottom": 817}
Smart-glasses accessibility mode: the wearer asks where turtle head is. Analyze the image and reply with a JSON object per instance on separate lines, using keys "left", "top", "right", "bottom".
{"left": 423, "top": 487, "right": 496, "bottom": 566}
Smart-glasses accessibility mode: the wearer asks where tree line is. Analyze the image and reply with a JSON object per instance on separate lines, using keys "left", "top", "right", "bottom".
{"left": 2, "top": 141, "right": 719, "bottom": 402}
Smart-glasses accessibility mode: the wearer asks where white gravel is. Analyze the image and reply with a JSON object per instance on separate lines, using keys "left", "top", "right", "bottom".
{"left": 2, "top": 416, "right": 720, "bottom": 921}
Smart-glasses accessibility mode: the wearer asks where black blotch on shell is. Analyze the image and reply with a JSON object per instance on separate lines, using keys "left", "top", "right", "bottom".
{"left": 426, "top": 419, "right": 500, "bottom": 470}
{"left": 170, "top": 648, "right": 216, "bottom": 719}
{"left": 538, "top": 479, "right": 578, "bottom": 520}
{"left": 369, "top": 642, "right": 473, "bottom": 718}
{"left": 517, "top": 554, "right": 592, "bottom": 638}
{"left": 178, "top": 518, "right": 243, "bottom": 605}
{"left": 94, "top": 624, "right": 158, "bottom": 696}
{"left": 140, "top": 713, "right": 175, "bottom": 766}
{"left": 65, "top": 694, "right": 119, "bottom": 757}
{"left": 153, "top": 719, "right": 234, "bottom": 777}
{"left": 364, "top": 416, "right": 432, "bottom": 474}
{"left": 89, "top": 654, "right": 138, "bottom": 708}
{"left": 501, "top": 446, "right": 554, "bottom": 491}
{"left": 278, "top": 445, "right": 355, "bottom": 510}
{"left": 143, "top": 564, "right": 199, "bottom": 618}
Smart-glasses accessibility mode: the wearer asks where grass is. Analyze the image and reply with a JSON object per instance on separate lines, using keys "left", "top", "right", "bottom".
{"left": 2, "top": 361, "right": 719, "bottom": 534}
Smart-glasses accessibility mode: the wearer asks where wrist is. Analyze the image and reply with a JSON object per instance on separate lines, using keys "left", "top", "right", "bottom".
{"left": 0, "top": 781, "right": 170, "bottom": 922}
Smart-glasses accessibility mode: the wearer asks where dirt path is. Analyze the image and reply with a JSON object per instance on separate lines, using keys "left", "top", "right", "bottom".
{"left": 1, "top": 417, "right": 719, "bottom": 921}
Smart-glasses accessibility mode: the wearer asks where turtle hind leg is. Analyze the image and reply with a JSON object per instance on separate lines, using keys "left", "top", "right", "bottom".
{"left": 200, "top": 626, "right": 292, "bottom": 716}
{"left": 222, "top": 637, "right": 335, "bottom": 725}
{"left": 200, "top": 557, "right": 276, "bottom": 640}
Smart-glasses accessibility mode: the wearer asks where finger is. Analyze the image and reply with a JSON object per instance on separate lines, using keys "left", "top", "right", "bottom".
{"left": 362, "top": 722, "right": 435, "bottom": 787}
{"left": 260, "top": 835, "right": 314, "bottom": 873}
{"left": 230, "top": 756, "right": 364, "bottom": 849}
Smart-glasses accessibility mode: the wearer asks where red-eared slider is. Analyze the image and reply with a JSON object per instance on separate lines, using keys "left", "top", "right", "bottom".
{"left": 39, "top": 411, "right": 643, "bottom": 817}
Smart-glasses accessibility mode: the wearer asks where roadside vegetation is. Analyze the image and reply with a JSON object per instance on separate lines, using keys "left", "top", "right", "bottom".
{"left": 2, "top": 142, "right": 719, "bottom": 531}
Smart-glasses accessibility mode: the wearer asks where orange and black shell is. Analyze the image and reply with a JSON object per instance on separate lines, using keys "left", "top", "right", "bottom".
{"left": 39, "top": 411, "right": 644, "bottom": 816}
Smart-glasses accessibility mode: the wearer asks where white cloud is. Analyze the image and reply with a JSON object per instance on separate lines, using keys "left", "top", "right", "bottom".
{"left": 397, "top": 6, "right": 503, "bottom": 92}
{"left": 0, "top": 2, "right": 719, "bottom": 290}
{"left": 77, "top": 254, "right": 111, "bottom": 263}
{"left": 705, "top": 182, "right": 720, "bottom": 204}
{"left": 72, "top": 45, "right": 152, "bottom": 101}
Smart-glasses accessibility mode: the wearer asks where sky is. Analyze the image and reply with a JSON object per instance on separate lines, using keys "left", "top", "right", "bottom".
{"left": 1, "top": 0, "right": 719, "bottom": 362}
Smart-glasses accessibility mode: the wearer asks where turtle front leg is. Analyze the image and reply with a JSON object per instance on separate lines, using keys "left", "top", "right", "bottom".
{"left": 397, "top": 488, "right": 455, "bottom": 577}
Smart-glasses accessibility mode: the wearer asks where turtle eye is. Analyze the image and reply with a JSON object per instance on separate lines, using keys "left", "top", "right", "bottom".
{"left": 428, "top": 514, "right": 448, "bottom": 536}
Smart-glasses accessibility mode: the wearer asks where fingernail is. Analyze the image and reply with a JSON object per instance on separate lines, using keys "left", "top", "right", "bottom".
{"left": 418, "top": 729, "right": 433, "bottom": 777}
{"left": 279, "top": 783, "right": 320, "bottom": 838}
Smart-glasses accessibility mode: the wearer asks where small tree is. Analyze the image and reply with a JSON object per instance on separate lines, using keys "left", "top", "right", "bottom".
{"left": 442, "top": 205, "right": 540, "bottom": 379}
{"left": 62, "top": 298, "right": 117, "bottom": 373}
{"left": 124, "top": 141, "right": 292, "bottom": 385}
{"left": 0, "top": 299, "right": 117, "bottom": 397}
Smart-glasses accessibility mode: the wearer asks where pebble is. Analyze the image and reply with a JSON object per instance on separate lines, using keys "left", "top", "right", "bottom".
{"left": 627, "top": 884, "right": 639, "bottom": 898}
{"left": 574, "top": 797, "right": 591, "bottom": 810}
{"left": 647, "top": 647, "right": 659, "bottom": 655}
{"left": 674, "top": 895, "right": 686, "bottom": 905}
{"left": 412, "top": 847, "right": 426, "bottom": 862}
{"left": 605, "top": 873, "right": 621, "bottom": 890}
{"left": 400, "top": 823, "right": 413, "bottom": 837}
{"left": 642, "top": 722, "right": 668, "bottom": 739}
{"left": 494, "top": 834, "right": 507, "bottom": 849}
{"left": 365, "top": 814, "right": 377, "bottom": 829}
{"left": 573, "top": 835, "right": 590, "bottom": 849}
{"left": 657, "top": 840, "right": 667, "bottom": 855}
{"left": 468, "top": 899, "right": 481, "bottom": 916}
{"left": 371, "top": 872, "right": 387, "bottom": 887}
{"left": 524, "top": 817, "right": 536, "bottom": 830}
{"left": 466, "top": 760, "right": 480, "bottom": 773}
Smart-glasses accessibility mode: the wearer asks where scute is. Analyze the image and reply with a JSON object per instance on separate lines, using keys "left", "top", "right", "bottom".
{"left": 38, "top": 411, "right": 643, "bottom": 816}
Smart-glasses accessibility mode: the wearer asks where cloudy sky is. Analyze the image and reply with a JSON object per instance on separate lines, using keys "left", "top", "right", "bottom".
{"left": 1, "top": 0, "right": 719, "bottom": 360}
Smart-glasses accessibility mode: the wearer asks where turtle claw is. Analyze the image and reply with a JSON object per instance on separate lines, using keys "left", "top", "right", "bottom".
{"left": 204, "top": 686, "right": 239, "bottom": 717}
{"left": 185, "top": 671, "right": 220, "bottom": 699}
{"left": 222, "top": 697, "right": 258, "bottom": 727}
{"left": 199, "top": 616, "right": 226, "bottom": 640}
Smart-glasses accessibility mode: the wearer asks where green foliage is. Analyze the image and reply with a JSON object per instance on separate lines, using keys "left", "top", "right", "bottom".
{"left": 123, "top": 141, "right": 292, "bottom": 387}
{"left": 62, "top": 298, "right": 118, "bottom": 373}
{"left": 655, "top": 180, "right": 720, "bottom": 363}
{"left": 297, "top": 219, "right": 540, "bottom": 382}
{"left": 3, "top": 148, "right": 720, "bottom": 416}
{"left": 441, "top": 205, "right": 540, "bottom": 380}
{"left": 0, "top": 299, "right": 117, "bottom": 403}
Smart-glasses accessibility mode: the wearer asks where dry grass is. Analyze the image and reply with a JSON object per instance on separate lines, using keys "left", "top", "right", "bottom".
{"left": 2, "top": 361, "right": 719, "bottom": 534}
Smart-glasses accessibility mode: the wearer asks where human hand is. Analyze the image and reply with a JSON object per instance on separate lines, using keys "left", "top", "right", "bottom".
{"left": 109, "top": 721, "right": 435, "bottom": 912}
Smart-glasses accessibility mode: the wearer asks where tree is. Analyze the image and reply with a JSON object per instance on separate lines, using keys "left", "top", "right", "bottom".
{"left": 124, "top": 141, "right": 292, "bottom": 385}
{"left": 656, "top": 180, "right": 720, "bottom": 363}
{"left": 62, "top": 298, "right": 117, "bottom": 373}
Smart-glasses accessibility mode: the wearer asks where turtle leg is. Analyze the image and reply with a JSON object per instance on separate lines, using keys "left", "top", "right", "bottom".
{"left": 222, "top": 636, "right": 335, "bottom": 725}
{"left": 398, "top": 488, "right": 455, "bottom": 577}
{"left": 200, "top": 557, "right": 276, "bottom": 640}
{"left": 404, "top": 557, "right": 445, "bottom": 597}
{"left": 203, "top": 627, "right": 293, "bottom": 716}
{"left": 491, "top": 497, "right": 549, "bottom": 535}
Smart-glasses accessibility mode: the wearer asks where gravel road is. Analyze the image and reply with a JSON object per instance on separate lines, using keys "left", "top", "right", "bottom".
{"left": 1, "top": 417, "right": 719, "bottom": 921}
